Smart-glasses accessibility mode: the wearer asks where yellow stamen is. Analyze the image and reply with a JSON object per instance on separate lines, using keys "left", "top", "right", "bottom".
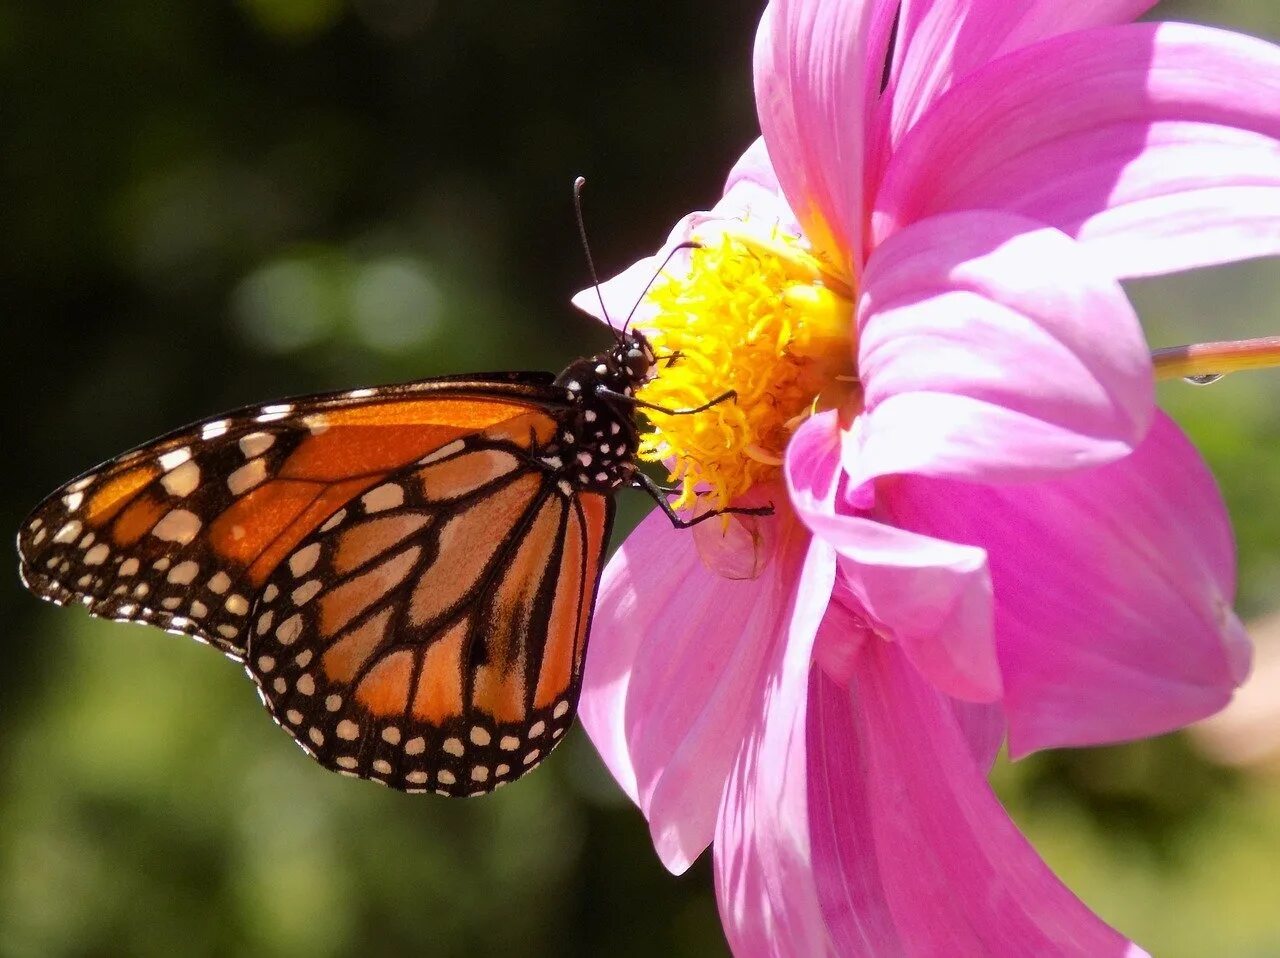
{"left": 1153, "top": 336, "right": 1280, "bottom": 382}
{"left": 637, "top": 229, "right": 856, "bottom": 511}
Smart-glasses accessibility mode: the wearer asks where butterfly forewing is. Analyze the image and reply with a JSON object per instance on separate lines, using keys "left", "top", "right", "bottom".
{"left": 245, "top": 428, "right": 613, "bottom": 795}
{"left": 18, "top": 420, "right": 316, "bottom": 656}
{"left": 17, "top": 380, "right": 562, "bottom": 660}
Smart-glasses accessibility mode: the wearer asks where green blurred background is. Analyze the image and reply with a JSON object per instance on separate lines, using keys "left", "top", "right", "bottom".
{"left": 2, "top": 2, "right": 1279, "bottom": 955}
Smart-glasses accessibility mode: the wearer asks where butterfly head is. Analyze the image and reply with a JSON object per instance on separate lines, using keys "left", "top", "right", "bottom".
{"left": 613, "top": 329, "right": 657, "bottom": 388}
{"left": 557, "top": 329, "right": 657, "bottom": 401}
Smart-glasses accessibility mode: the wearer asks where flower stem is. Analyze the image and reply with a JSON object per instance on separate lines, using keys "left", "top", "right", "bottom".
{"left": 1152, "top": 336, "right": 1280, "bottom": 382}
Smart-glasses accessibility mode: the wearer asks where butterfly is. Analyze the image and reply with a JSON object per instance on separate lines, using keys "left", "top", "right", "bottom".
{"left": 17, "top": 327, "right": 770, "bottom": 796}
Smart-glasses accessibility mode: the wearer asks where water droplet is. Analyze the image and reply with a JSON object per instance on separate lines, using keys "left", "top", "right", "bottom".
{"left": 1184, "top": 373, "right": 1223, "bottom": 385}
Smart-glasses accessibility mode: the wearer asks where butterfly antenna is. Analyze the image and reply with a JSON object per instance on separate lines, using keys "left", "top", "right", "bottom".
{"left": 573, "top": 176, "right": 620, "bottom": 343}
{"left": 619, "top": 240, "right": 700, "bottom": 337}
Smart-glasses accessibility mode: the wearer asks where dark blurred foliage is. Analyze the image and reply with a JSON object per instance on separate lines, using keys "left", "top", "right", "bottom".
{"left": 2, "top": 1, "right": 1279, "bottom": 956}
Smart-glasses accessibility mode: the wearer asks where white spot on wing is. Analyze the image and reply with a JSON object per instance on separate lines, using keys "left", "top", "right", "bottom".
{"left": 227, "top": 458, "right": 267, "bottom": 495}
{"left": 167, "top": 560, "right": 199, "bottom": 585}
{"left": 291, "top": 580, "right": 321, "bottom": 606}
{"left": 418, "top": 438, "right": 466, "bottom": 465}
{"left": 53, "top": 520, "right": 83, "bottom": 544}
{"left": 152, "top": 509, "right": 201, "bottom": 544}
{"left": 336, "top": 720, "right": 360, "bottom": 740}
{"left": 361, "top": 483, "right": 404, "bottom": 513}
{"left": 238, "top": 432, "right": 275, "bottom": 457}
{"left": 159, "top": 447, "right": 192, "bottom": 471}
{"left": 276, "top": 614, "right": 303, "bottom": 645}
{"left": 289, "top": 543, "right": 321, "bottom": 577}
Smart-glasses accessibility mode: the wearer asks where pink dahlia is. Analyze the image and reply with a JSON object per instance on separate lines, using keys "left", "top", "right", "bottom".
{"left": 575, "top": 0, "right": 1280, "bottom": 953}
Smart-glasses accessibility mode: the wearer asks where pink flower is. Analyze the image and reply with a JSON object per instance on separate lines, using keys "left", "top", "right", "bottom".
{"left": 575, "top": 1, "right": 1280, "bottom": 953}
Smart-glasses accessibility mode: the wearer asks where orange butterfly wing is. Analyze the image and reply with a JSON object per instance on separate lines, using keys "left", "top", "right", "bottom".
{"left": 248, "top": 438, "right": 612, "bottom": 794}
{"left": 20, "top": 374, "right": 619, "bottom": 795}
{"left": 18, "top": 381, "right": 557, "bottom": 660}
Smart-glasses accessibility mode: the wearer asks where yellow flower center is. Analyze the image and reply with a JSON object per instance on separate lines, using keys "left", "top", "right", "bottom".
{"left": 636, "top": 229, "right": 857, "bottom": 512}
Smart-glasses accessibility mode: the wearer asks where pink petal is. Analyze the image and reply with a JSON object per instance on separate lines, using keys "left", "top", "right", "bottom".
{"left": 950, "top": 698, "right": 1007, "bottom": 770}
{"left": 808, "top": 642, "right": 1145, "bottom": 955}
{"left": 852, "top": 210, "right": 1153, "bottom": 488}
{"left": 880, "top": 0, "right": 1158, "bottom": 154}
{"left": 875, "top": 22, "right": 1280, "bottom": 278}
{"left": 883, "top": 412, "right": 1251, "bottom": 758}
{"left": 753, "top": 0, "right": 895, "bottom": 273}
{"left": 581, "top": 503, "right": 834, "bottom": 873}
{"left": 570, "top": 139, "right": 795, "bottom": 328}
{"left": 691, "top": 482, "right": 781, "bottom": 581}
{"left": 786, "top": 414, "right": 1001, "bottom": 704}
{"left": 713, "top": 554, "right": 831, "bottom": 956}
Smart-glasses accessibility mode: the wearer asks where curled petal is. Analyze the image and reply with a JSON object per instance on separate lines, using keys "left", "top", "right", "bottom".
{"left": 581, "top": 505, "right": 833, "bottom": 873}
{"left": 852, "top": 210, "right": 1153, "bottom": 487}
{"left": 807, "top": 643, "right": 1144, "bottom": 955}
{"left": 786, "top": 414, "right": 1001, "bottom": 703}
{"left": 831, "top": 521, "right": 998, "bottom": 705}
{"left": 875, "top": 22, "right": 1280, "bottom": 278}
{"left": 883, "top": 412, "right": 1250, "bottom": 757}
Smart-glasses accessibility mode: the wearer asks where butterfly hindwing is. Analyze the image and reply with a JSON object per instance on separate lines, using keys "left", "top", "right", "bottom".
{"left": 245, "top": 428, "right": 614, "bottom": 795}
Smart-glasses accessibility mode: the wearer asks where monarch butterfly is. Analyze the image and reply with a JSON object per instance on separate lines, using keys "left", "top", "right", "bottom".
{"left": 17, "top": 322, "right": 770, "bottom": 796}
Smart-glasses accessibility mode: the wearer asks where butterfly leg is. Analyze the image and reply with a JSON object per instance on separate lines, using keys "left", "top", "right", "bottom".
{"left": 595, "top": 387, "right": 737, "bottom": 417}
{"left": 630, "top": 472, "right": 773, "bottom": 529}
